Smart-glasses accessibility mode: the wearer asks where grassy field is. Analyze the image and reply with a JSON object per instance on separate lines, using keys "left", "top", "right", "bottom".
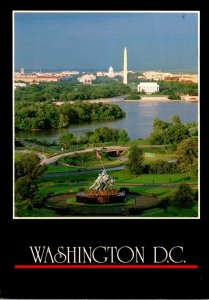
{"left": 37, "top": 168, "right": 197, "bottom": 199}
{"left": 46, "top": 163, "right": 80, "bottom": 173}
{"left": 144, "top": 153, "right": 177, "bottom": 162}
{"left": 122, "top": 186, "right": 177, "bottom": 197}
{"left": 37, "top": 182, "right": 85, "bottom": 196}
{"left": 111, "top": 170, "right": 196, "bottom": 184}
{"left": 140, "top": 205, "right": 198, "bottom": 217}
{"left": 15, "top": 146, "right": 198, "bottom": 218}
{"left": 15, "top": 152, "right": 25, "bottom": 161}
{"left": 15, "top": 202, "right": 60, "bottom": 217}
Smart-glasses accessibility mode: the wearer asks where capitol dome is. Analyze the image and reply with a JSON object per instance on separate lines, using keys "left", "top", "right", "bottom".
{"left": 108, "top": 66, "right": 114, "bottom": 73}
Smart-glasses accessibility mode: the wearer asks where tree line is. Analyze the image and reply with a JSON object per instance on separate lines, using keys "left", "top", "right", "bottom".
{"left": 15, "top": 100, "right": 126, "bottom": 131}
{"left": 59, "top": 127, "right": 130, "bottom": 148}
{"left": 149, "top": 115, "right": 197, "bottom": 145}
{"left": 127, "top": 115, "right": 198, "bottom": 176}
{"left": 15, "top": 82, "right": 131, "bottom": 102}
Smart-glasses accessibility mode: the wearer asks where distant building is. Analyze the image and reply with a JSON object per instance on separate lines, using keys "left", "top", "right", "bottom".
{"left": 96, "top": 71, "right": 104, "bottom": 77}
{"left": 142, "top": 71, "right": 174, "bottom": 81}
{"left": 141, "top": 71, "right": 198, "bottom": 83}
{"left": 137, "top": 82, "right": 159, "bottom": 94}
{"left": 77, "top": 74, "right": 96, "bottom": 84}
{"left": 14, "top": 70, "right": 80, "bottom": 83}
{"left": 97, "top": 67, "right": 119, "bottom": 78}
{"left": 108, "top": 66, "right": 114, "bottom": 78}
{"left": 14, "top": 72, "right": 62, "bottom": 83}
{"left": 14, "top": 82, "right": 27, "bottom": 89}
{"left": 60, "top": 71, "right": 79, "bottom": 75}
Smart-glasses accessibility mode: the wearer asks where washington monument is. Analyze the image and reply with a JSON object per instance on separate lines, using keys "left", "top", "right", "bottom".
{"left": 123, "top": 47, "right": 128, "bottom": 84}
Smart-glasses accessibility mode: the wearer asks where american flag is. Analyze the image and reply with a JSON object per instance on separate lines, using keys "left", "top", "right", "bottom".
{"left": 96, "top": 151, "right": 102, "bottom": 160}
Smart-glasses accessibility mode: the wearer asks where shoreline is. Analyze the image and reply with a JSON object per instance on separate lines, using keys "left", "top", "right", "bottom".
{"left": 54, "top": 96, "right": 198, "bottom": 105}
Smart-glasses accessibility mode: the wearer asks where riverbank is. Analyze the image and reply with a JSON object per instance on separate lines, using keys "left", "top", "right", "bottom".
{"left": 16, "top": 101, "right": 198, "bottom": 141}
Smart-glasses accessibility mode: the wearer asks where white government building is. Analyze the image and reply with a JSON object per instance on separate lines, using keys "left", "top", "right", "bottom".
{"left": 137, "top": 82, "right": 159, "bottom": 94}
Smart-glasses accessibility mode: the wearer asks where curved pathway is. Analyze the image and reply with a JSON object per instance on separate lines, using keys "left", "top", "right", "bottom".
{"left": 40, "top": 146, "right": 129, "bottom": 165}
{"left": 16, "top": 144, "right": 170, "bottom": 166}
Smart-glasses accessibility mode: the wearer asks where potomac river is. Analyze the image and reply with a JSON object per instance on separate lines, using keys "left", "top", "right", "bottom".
{"left": 16, "top": 99, "right": 198, "bottom": 141}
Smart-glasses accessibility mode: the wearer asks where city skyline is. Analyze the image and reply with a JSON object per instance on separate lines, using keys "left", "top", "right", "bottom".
{"left": 14, "top": 12, "right": 199, "bottom": 72}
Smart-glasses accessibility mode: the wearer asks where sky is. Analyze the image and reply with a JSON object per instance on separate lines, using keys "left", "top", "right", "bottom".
{"left": 14, "top": 12, "right": 198, "bottom": 72}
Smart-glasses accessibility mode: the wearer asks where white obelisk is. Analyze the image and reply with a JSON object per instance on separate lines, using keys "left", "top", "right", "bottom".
{"left": 123, "top": 47, "right": 128, "bottom": 84}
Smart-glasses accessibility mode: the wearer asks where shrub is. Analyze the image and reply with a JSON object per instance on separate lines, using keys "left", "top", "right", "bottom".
{"left": 172, "top": 183, "right": 195, "bottom": 208}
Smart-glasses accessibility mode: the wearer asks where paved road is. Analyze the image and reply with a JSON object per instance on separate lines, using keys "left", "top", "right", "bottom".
{"left": 40, "top": 146, "right": 129, "bottom": 165}
{"left": 16, "top": 144, "right": 170, "bottom": 166}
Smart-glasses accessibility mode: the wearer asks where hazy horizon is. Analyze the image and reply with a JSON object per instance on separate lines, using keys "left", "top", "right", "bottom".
{"left": 14, "top": 12, "right": 198, "bottom": 72}
{"left": 14, "top": 67, "right": 198, "bottom": 74}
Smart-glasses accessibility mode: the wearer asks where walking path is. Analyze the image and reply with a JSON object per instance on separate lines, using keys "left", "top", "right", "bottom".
{"left": 16, "top": 144, "right": 170, "bottom": 166}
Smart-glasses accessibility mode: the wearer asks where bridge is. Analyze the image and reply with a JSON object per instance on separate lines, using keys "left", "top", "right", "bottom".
{"left": 181, "top": 95, "right": 198, "bottom": 102}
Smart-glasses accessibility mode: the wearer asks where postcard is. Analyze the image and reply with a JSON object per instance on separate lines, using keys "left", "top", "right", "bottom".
{"left": 0, "top": 3, "right": 208, "bottom": 299}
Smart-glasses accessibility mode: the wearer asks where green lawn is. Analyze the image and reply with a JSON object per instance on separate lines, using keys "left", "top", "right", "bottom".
{"left": 122, "top": 186, "right": 177, "bottom": 197}
{"left": 59, "top": 155, "right": 123, "bottom": 169}
{"left": 37, "top": 168, "right": 197, "bottom": 198}
{"left": 111, "top": 170, "right": 196, "bottom": 184}
{"left": 144, "top": 153, "right": 177, "bottom": 162}
{"left": 37, "top": 182, "right": 83, "bottom": 195}
{"left": 140, "top": 206, "right": 198, "bottom": 217}
{"left": 15, "top": 202, "right": 59, "bottom": 217}
{"left": 15, "top": 152, "right": 25, "bottom": 161}
{"left": 46, "top": 163, "right": 80, "bottom": 173}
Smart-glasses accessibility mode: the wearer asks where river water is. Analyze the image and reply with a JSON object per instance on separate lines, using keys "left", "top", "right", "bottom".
{"left": 16, "top": 100, "right": 198, "bottom": 141}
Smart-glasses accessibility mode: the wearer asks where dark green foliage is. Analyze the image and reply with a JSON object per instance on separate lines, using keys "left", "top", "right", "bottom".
{"left": 24, "top": 138, "right": 57, "bottom": 147}
{"left": 59, "top": 132, "right": 75, "bottom": 149}
{"left": 149, "top": 116, "right": 190, "bottom": 145}
{"left": 15, "top": 138, "right": 24, "bottom": 147}
{"left": 118, "top": 129, "right": 130, "bottom": 144}
{"left": 127, "top": 145, "right": 144, "bottom": 174}
{"left": 63, "top": 152, "right": 104, "bottom": 166}
{"left": 129, "top": 207, "right": 142, "bottom": 215}
{"left": 157, "top": 197, "right": 171, "bottom": 212}
{"left": 176, "top": 137, "right": 198, "bottom": 176}
{"left": 15, "top": 153, "right": 45, "bottom": 202}
{"left": 15, "top": 82, "right": 131, "bottom": 102}
{"left": 126, "top": 92, "right": 141, "bottom": 100}
{"left": 168, "top": 93, "right": 181, "bottom": 100}
{"left": 171, "top": 114, "right": 182, "bottom": 125}
{"left": 85, "top": 127, "right": 129, "bottom": 145}
{"left": 172, "top": 183, "right": 195, "bottom": 208}
{"left": 15, "top": 100, "right": 125, "bottom": 130}
{"left": 15, "top": 176, "right": 38, "bottom": 201}
{"left": 158, "top": 80, "right": 198, "bottom": 96}
{"left": 144, "top": 160, "right": 178, "bottom": 174}
{"left": 153, "top": 117, "right": 168, "bottom": 130}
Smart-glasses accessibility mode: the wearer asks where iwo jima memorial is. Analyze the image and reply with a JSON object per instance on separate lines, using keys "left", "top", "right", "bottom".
{"left": 76, "top": 167, "right": 126, "bottom": 204}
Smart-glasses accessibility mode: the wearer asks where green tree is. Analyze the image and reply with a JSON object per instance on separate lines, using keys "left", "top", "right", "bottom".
{"left": 59, "top": 132, "right": 75, "bottom": 149}
{"left": 153, "top": 117, "right": 168, "bottom": 130}
{"left": 15, "top": 153, "right": 45, "bottom": 204}
{"left": 172, "top": 183, "right": 194, "bottom": 208}
{"left": 176, "top": 136, "right": 198, "bottom": 177}
{"left": 127, "top": 145, "right": 144, "bottom": 174}
{"left": 158, "top": 196, "right": 171, "bottom": 213}
{"left": 163, "top": 124, "right": 189, "bottom": 144}
{"left": 168, "top": 92, "right": 181, "bottom": 100}
{"left": 171, "top": 114, "right": 181, "bottom": 125}
{"left": 118, "top": 129, "right": 130, "bottom": 144}
{"left": 126, "top": 92, "right": 141, "bottom": 100}
{"left": 15, "top": 153, "right": 44, "bottom": 181}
